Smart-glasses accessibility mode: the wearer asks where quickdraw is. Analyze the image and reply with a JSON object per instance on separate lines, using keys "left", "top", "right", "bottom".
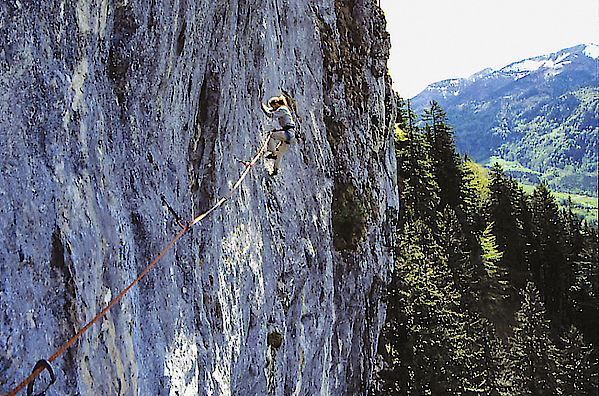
{"left": 26, "top": 360, "right": 55, "bottom": 396}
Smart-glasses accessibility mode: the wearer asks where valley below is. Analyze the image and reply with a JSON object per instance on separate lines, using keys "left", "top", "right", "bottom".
{"left": 411, "top": 43, "right": 598, "bottom": 224}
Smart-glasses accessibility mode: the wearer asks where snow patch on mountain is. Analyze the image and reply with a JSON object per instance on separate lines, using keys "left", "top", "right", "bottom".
{"left": 584, "top": 43, "right": 599, "bottom": 59}
{"left": 500, "top": 50, "right": 578, "bottom": 80}
{"left": 504, "top": 58, "right": 545, "bottom": 73}
{"left": 424, "top": 78, "right": 463, "bottom": 98}
{"left": 554, "top": 52, "right": 570, "bottom": 64}
{"left": 467, "top": 68, "right": 494, "bottom": 82}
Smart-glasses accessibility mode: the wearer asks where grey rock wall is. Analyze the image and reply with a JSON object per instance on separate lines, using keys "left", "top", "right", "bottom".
{"left": 0, "top": 0, "right": 397, "bottom": 394}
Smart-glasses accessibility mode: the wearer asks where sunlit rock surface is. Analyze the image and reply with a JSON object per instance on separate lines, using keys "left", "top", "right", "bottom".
{"left": 0, "top": 0, "right": 397, "bottom": 394}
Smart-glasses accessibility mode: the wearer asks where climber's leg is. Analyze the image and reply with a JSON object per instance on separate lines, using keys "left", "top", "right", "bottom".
{"left": 272, "top": 141, "right": 290, "bottom": 173}
{"left": 267, "top": 131, "right": 286, "bottom": 153}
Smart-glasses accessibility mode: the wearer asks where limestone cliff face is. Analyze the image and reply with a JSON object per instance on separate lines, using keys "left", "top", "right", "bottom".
{"left": 0, "top": 1, "right": 397, "bottom": 394}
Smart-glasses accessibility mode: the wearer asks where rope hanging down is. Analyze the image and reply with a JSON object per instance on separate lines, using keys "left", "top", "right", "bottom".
{"left": 7, "top": 135, "right": 271, "bottom": 396}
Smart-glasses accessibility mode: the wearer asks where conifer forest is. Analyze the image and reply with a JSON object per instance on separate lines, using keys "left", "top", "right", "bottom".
{"left": 371, "top": 99, "right": 598, "bottom": 395}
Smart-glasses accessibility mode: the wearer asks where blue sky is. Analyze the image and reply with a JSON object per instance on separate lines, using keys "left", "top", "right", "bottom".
{"left": 380, "top": 0, "right": 599, "bottom": 98}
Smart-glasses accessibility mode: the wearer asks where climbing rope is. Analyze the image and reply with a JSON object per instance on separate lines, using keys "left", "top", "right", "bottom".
{"left": 7, "top": 135, "right": 271, "bottom": 396}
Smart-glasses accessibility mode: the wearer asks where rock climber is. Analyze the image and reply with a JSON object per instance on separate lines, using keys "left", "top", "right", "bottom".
{"left": 260, "top": 95, "right": 296, "bottom": 176}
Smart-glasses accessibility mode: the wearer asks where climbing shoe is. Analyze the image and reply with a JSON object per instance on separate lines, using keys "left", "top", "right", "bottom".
{"left": 266, "top": 153, "right": 277, "bottom": 160}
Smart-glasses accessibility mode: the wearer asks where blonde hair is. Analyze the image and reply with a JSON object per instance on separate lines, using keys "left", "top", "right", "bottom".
{"left": 268, "top": 95, "right": 288, "bottom": 109}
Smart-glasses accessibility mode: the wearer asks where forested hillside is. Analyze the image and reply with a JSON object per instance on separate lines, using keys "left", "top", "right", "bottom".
{"left": 411, "top": 44, "right": 598, "bottom": 198}
{"left": 371, "top": 99, "right": 598, "bottom": 394}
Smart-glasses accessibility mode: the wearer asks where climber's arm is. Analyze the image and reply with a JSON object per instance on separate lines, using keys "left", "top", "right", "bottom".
{"left": 260, "top": 101, "right": 273, "bottom": 117}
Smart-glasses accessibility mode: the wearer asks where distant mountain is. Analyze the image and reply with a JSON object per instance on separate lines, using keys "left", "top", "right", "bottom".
{"left": 411, "top": 44, "right": 598, "bottom": 197}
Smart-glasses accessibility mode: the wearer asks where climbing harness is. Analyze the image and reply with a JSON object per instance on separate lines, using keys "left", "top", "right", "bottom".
{"left": 271, "top": 125, "right": 296, "bottom": 145}
{"left": 283, "top": 126, "right": 294, "bottom": 144}
{"left": 7, "top": 134, "right": 272, "bottom": 396}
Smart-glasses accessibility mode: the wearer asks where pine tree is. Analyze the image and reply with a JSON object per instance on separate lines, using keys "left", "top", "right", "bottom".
{"left": 508, "top": 282, "right": 558, "bottom": 394}
{"left": 460, "top": 159, "right": 488, "bottom": 232}
{"left": 479, "top": 222, "right": 509, "bottom": 309}
{"left": 394, "top": 124, "right": 439, "bottom": 226}
{"left": 570, "top": 222, "right": 599, "bottom": 349}
{"left": 461, "top": 316, "right": 508, "bottom": 394}
{"left": 528, "top": 184, "right": 570, "bottom": 325}
{"left": 390, "top": 220, "right": 468, "bottom": 394}
{"left": 422, "top": 101, "right": 464, "bottom": 210}
{"left": 561, "top": 198, "right": 585, "bottom": 265}
{"left": 485, "top": 164, "right": 529, "bottom": 280}
{"left": 555, "top": 325, "right": 598, "bottom": 394}
{"left": 377, "top": 216, "right": 506, "bottom": 394}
